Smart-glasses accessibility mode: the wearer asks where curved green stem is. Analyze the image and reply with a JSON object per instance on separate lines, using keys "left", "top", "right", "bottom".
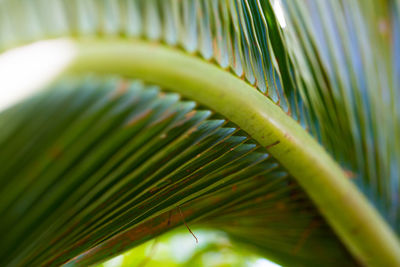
{"left": 59, "top": 38, "right": 399, "bottom": 266}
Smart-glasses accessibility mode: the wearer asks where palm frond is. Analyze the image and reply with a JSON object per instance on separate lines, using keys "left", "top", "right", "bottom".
{"left": 0, "top": 76, "right": 353, "bottom": 266}
{"left": 281, "top": 0, "right": 400, "bottom": 231}
{"left": 0, "top": 0, "right": 399, "bottom": 266}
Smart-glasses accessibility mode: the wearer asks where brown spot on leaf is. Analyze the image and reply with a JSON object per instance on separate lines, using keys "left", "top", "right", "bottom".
{"left": 344, "top": 169, "right": 356, "bottom": 179}
{"left": 110, "top": 80, "right": 129, "bottom": 98}
{"left": 125, "top": 109, "right": 152, "bottom": 127}
{"left": 265, "top": 140, "right": 280, "bottom": 149}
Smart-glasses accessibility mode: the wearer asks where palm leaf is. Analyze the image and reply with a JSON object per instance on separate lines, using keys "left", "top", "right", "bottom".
{"left": 0, "top": 0, "right": 399, "bottom": 266}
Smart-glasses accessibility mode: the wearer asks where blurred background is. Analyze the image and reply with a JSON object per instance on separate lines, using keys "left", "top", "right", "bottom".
{"left": 98, "top": 228, "right": 281, "bottom": 267}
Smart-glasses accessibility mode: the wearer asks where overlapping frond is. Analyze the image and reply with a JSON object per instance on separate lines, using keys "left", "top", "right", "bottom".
{"left": 281, "top": 0, "right": 400, "bottom": 231}
{"left": 0, "top": 0, "right": 304, "bottom": 120}
{"left": 0, "top": 77, "right": 353, "bottom": 266}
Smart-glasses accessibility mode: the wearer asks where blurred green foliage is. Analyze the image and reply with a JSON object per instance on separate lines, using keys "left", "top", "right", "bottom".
{"left": 98, "top": 228, "right": 280, "bottom": 267}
